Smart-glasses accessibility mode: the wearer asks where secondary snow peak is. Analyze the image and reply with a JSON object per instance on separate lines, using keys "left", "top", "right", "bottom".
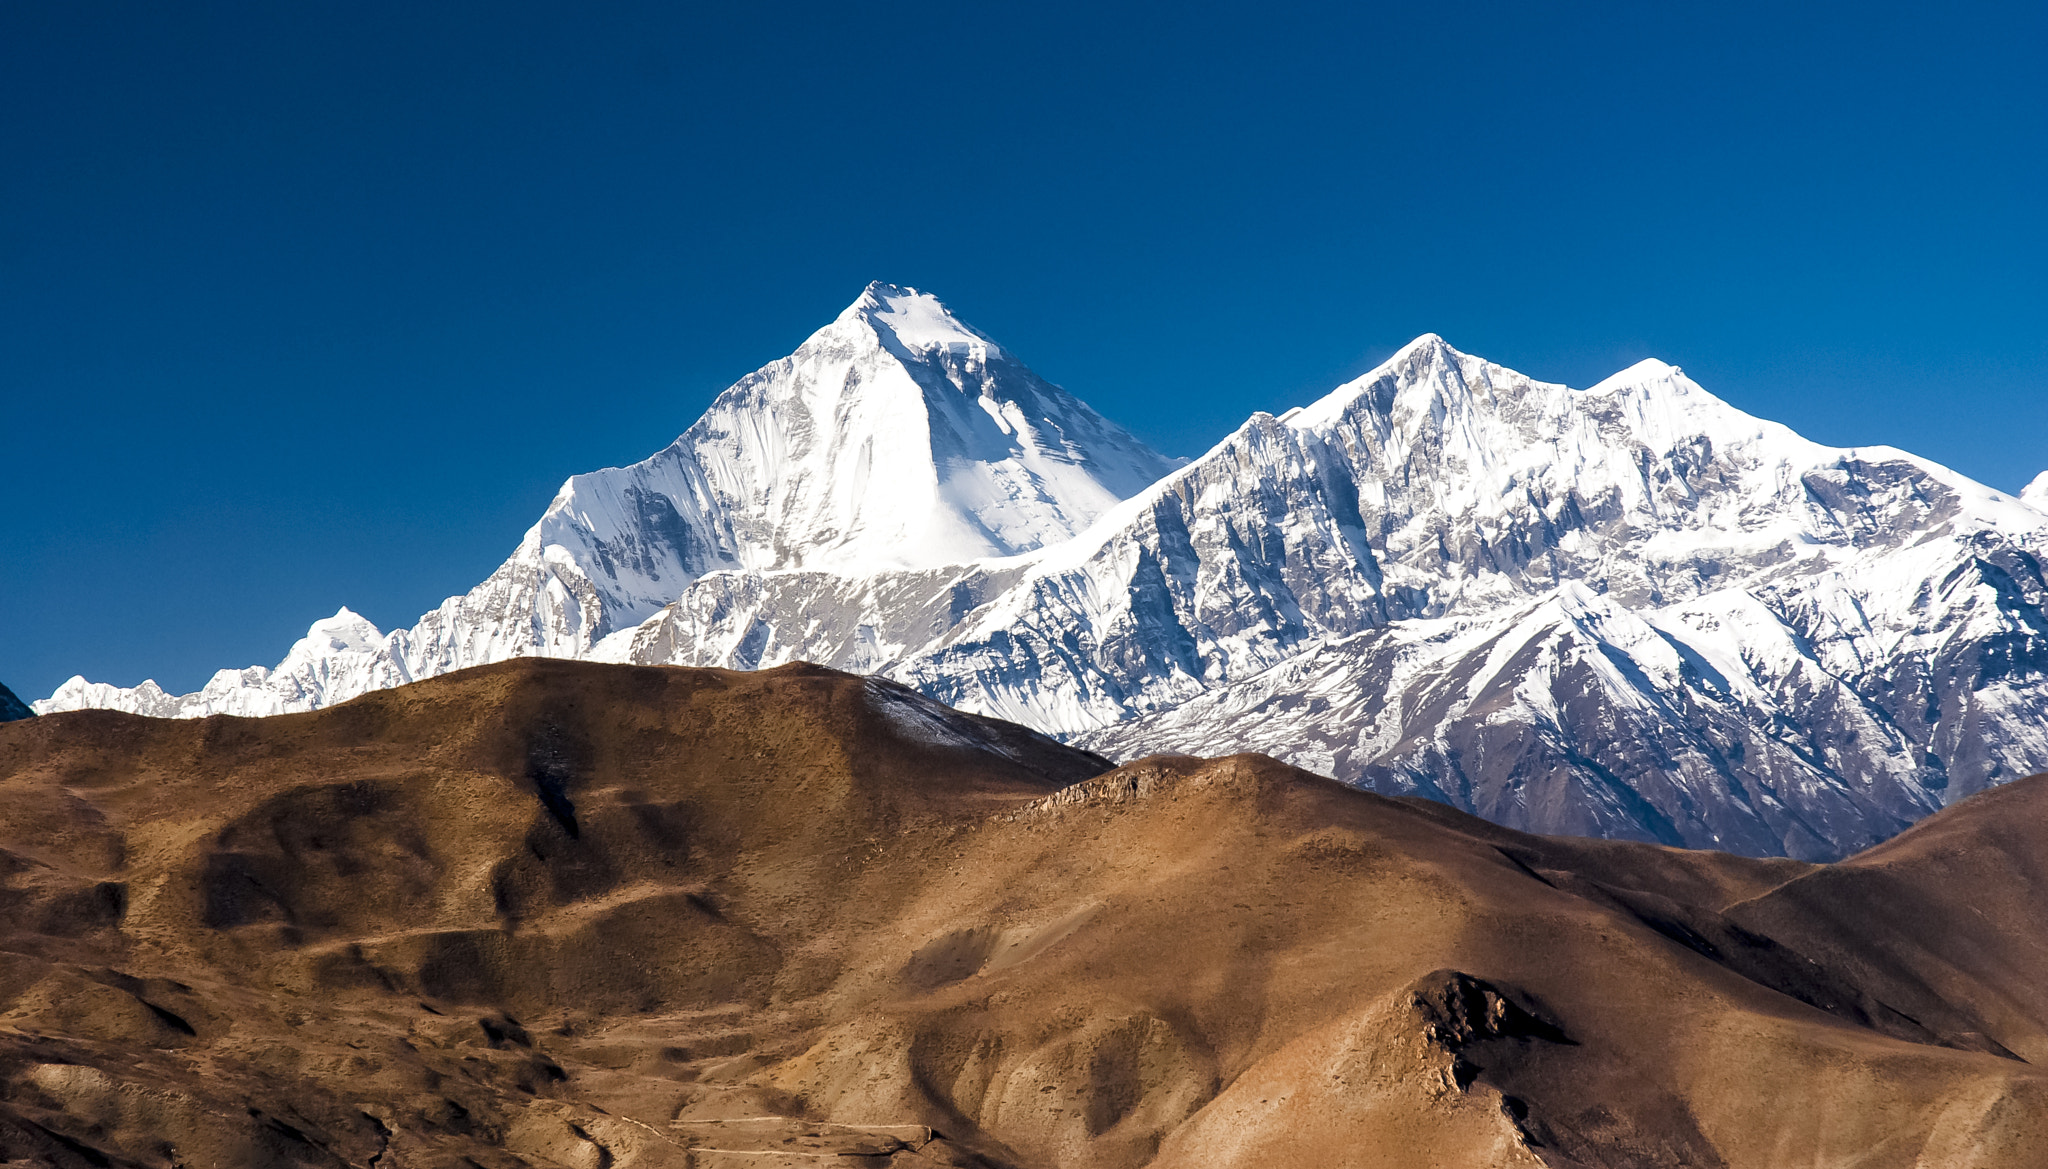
{"left": 306, "top": 607, "right": 384, "bottom": 651}
{"left": 2022, "top": 469, "right": 2048, "bottom": 509}
{"left": 1584, "top": 357, "right": 1681, "bottom": 391}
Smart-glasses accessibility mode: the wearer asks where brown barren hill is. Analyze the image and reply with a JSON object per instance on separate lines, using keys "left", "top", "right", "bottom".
{"left": 0, "top": 659, "right": 2042, "bottom": 1168}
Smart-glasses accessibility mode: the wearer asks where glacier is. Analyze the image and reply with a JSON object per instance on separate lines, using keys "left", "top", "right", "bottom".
{"left": 38, "top": 286, "right": 2048, "bottom": 858}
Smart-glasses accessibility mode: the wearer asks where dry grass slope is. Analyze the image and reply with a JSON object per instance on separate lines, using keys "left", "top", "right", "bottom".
{"left": 0, "top": 659, "right": 2042, "bottom": 1167}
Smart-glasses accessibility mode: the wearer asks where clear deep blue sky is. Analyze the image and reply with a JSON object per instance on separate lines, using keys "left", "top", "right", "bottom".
{"left": 4, "top": 1, "right": 2044, "bottom": 699}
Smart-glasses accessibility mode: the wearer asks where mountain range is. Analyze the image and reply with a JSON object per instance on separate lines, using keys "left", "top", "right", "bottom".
{"left": 36, "top": 283, "right": 2048, "bottom": 859}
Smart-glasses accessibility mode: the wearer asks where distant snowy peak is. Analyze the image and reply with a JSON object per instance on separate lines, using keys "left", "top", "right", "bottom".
{"left": 1292, "top": 334, "right": 1804, "bottom": 467}
{"left": 38, "top": 282, "right": 1180, "bottom": 716}
{"left": 2023, "top": 470, "right": 2048, "bottom": 509}
{"left": 1290, "top": 333, "right": 2034, "bottom": 553}
{"left": 844, "top": 280, "right": 1008, "bottom": 358}
{"left": 35, "top": 607, "right": 412, "bottom": 720}
{"left": 668, "top": 280, "right": 1179, "bottom": 574}
{"left": 1023, "top": 333, "right": 1829, "bottom": 608}
{"left": 297, "top": 607, "right": 386, "bottom": 654}
{"left": 424, "top": 281, "right": 1180, "bottom": 653}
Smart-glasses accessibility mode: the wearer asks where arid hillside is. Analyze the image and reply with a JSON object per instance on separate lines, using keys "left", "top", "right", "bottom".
{"left": 0, "top": 659, "right": 2042, "bottom": 1168}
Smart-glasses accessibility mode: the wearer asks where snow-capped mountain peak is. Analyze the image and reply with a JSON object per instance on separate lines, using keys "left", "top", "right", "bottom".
{"left": 2022, "top": 469, "right": 2048, "bottom": 509}
{"left": 1285, "top": 332, "right": 1454, "bottom": 431}
{"left": 1583, "top": 356, "right": 1687, "bottom": 391}
{"left": 842, "top": 281, "right": 1005, "bottom": 360}
{"left": 420, "top": 281, "right": 1182, "bottom": 663}
{"left": 299, "top": 607, "right": 385, "bottom": 654}
{"left": 665, "top": 282, "right": 1179, "bottom": 578}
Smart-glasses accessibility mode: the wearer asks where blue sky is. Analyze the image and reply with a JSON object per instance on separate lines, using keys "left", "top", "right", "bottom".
{"left": 4, "top": 1, "right": 2044, "bottom": 699}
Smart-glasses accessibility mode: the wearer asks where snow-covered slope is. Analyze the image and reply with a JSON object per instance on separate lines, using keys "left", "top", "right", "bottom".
{"left": 37, "top": 283, "right": 1178, "bottom": 720}
{"left": 37, "top": 301, "right": 2048, "bottom": 859}
{"left": 2022, "top": 469, "right": 2048, "bottom": 508}
{"left": 40, "top": 608, "right": 408, "bottom": 719}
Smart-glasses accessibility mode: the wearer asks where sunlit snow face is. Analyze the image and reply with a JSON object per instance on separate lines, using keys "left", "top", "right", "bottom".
{"left": 593, "top": 280, "right": 1179, "bottom": 578}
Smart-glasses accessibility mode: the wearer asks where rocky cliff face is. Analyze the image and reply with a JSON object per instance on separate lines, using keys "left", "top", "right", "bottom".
{"left": 37, "top": 293, "right": 2048, "bottom": 857}
{"left": 0, "top": 682, "right": 32, "bottom": 722}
